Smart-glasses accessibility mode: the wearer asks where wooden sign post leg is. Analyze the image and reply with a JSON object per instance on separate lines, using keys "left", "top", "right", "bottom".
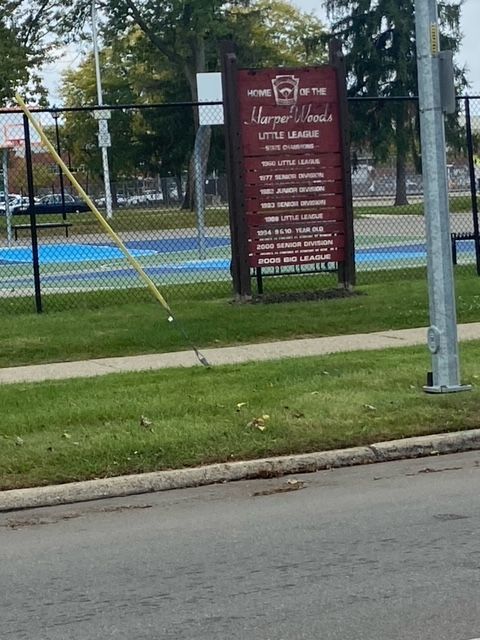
{"left": 220, "top": 40, "right": 252, "bottom": 300}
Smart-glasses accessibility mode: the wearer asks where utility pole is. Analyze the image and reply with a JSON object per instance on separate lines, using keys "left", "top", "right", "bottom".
{"left": 92, "top": 0, "right": 113, "bottom": 220}
{"left": 415, "top": 0, "right": 470, "bottom": 393}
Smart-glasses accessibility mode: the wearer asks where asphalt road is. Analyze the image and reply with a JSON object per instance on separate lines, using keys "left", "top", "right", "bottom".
{"left": 2, "top": 451, "right": 480, "bottom": 640}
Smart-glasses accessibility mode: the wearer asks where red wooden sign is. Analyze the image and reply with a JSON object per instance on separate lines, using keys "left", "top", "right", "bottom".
{"left": 251, "top": 235, "right": 345, "bottom": 253}
{"left": 251, "top": 249, "right": 345, "bottom": 268}
{"left": 236, "top": 65, "right": 348, "bottom": 269}
{"left": 243, "top": 154, "right": 342, "bottom": 173}
{"left": 246, "top": 210, "right": 343, "bottom": 226}
{"left": 238, "top": 67, "right": 341, "bottom": 157}
{"left": 249, "top": 220, "right": 345, "bottom": 240}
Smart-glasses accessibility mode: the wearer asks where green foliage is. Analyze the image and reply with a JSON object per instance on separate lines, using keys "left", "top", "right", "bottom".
{"left": 325, "top": 0, "right": 466, "bottom": 203}
{"left": 0, "top": 1, "right": 50, "bottom": 104}
{"left": 220, "top": 0, "right": 327, "bottom": 68}
{"left": 58, "top": 0, "right": 327, "bottom": 183}
{"left": 60, "top": 36, "right": 196, "bottom": 183}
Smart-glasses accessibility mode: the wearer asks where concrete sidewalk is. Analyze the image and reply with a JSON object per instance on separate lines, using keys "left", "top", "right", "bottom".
{"left": 1, "top": 322, "right": 480, "bottom": 385}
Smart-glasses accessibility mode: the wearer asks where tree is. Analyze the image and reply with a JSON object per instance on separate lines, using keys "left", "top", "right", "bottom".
{"left": 0, "top": 1, "right": 51, "bottom": 104}
{"left": 60, "top": 33, "right": 197, "bottom": 200}
{"left": 61, "top": 52, "right": 142, "bottom": 200}
{"left": 325, "top": 0, "right": 466, "bottom": 205}
{"left": 220, "top": 0, "right": 327, "bottom": 68}
{"left": 57, "top": 1, "right": 327, "bottom": 202}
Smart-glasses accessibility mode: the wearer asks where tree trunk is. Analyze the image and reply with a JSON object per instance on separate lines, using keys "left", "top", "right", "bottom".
{"left": 181, "top": 36, "right": 212, "bottom": 211}
{"left": 175, "top": 174, "right": 183, "bottom": 202}
{"left": 394, "top": 104, "right": 409, "bottom": 207}
{"left": 110, "top": 180, "right": 118, "bottom": 208}
{"left": 160, "top": 176, "right": 170, "bottom": 205}
{"left": 394, "top": 152, "right": 408, "bottom": 206}
{"left": 182, "top": 169, "right": 193, "bottom": 210}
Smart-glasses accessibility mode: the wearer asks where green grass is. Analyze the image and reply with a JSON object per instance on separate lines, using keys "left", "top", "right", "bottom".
{"left": 356, "top": 194, "right": 472, "bottom": 216}
{"left": 0, "top": 193, "right": 471, "bottom": 239}
{"left": 1, "top": 270, "right": 480, "bottom": 369}
{"left": 1, "top": 341, "right": 480, "bottom": 490}
{"left": 0, "top": 205, "right": 230, "bottom": 235}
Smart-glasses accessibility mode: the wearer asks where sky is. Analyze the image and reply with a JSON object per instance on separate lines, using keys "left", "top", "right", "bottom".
{"left": 41, "top": 0, "right": 480, "bottom": 104}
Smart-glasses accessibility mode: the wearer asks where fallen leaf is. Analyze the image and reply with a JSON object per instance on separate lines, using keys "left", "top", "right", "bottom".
{"left": 292, "top": 410, "right": 305, "bottom": 419}
{"left": 253, "top": 479, "right": 306, "bottom": 496}
{"left": 15, "top": 436, "right": 24, "bottom": 446}
{"left": 287, "top": 478, "right": 303, "bottom": 486}
{"left": 62, "top": 432, "right": 71, "bottom": 439}
{"left": 247, "top": 417, "right": 267, "bottom": 431}
{"left": 140, "top": 415, "right": 153, "bottom": 428}
{"left": 236, "top": 402, "right": 247, "bottom": 411}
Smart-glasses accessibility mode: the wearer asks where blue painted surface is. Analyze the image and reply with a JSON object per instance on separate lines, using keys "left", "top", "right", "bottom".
{"left": 0, "top": 237, "right": 474, "bottom": 267}
{"left": 0, "top": 243, "right": 157, "bottom": 264}
{"left": 0, "top": 238, "right": 476, "bottom": 290}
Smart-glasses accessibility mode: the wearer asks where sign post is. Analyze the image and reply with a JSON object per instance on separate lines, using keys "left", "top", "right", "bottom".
{"left": 222, "top": 40, "right": 354, "bottom": 297}
{"left": 415, "top": 0, "right": 470, "bottom": 393}
{"left": 221, "top": 41, "right": 252, "bottom": 299}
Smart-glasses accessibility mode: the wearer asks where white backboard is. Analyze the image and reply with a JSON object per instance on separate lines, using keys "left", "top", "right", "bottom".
{"left": 196, "top": 73, "right": 224, "bottom": 126}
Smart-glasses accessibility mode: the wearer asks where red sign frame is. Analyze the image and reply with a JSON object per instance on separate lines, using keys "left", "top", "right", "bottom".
{"left": 221, "top": 40, "right": 355, "bottom": 297}
{"left": 237, "top": 66, "right": 348, "bottom": 270}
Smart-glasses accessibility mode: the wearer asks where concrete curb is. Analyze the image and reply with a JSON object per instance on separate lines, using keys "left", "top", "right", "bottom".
{"left": 1, "top": 428, "right": 480, "bottom": 512}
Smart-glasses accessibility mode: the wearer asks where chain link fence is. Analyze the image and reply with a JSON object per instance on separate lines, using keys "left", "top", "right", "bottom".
{"left": 0, "top": 97, "right": 478, "bottom": 313}
{"left": 348, "top": 96, "right": 479, "bottom": 286}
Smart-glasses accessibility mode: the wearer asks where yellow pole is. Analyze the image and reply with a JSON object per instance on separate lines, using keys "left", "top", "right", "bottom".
{"left": 14, "top": 94, "right": 173, "bottom": 315}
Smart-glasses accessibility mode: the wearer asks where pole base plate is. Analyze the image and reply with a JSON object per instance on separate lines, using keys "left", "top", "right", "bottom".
{"left": 423, "top": 384, "right": 472, "bottom": 394}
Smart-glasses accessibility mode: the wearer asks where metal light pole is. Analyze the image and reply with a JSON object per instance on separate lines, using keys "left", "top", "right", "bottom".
{"left": 91, "top": 0, "right": 113, "bottom": 220}
{"left": 415, "top": 0, "right": 470, "bottom": 393}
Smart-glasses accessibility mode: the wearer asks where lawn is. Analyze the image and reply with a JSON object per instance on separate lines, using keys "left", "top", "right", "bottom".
{"left": 0, "top": 193, "right": 472, "bottom": 238}
{"left": 0, "top": 205, "right": 230, "bottom": 235}
{"left": 1, "top": 341, "right": 480, "bottom": 490}
{"left": 0, "top": 269, "right": 479, "bottom": 369}
{"left": 355, "top": 194, "right": 472, "bottom": 216}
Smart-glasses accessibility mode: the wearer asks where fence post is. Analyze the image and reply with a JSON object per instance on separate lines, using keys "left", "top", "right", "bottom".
{"left": 52, "top": 109, "right": 67, "bottom": 221}
{"left": 464, "top": 96, "right": 480, "bottom": 276}
{"left": 3, "top": 148, "right": 12, "bottom": 246}
{"left": 329, "top": 39, "right": 356, "bottom": 288}
{"left": 23, "top": 114, "right": 42, "bottom": 313}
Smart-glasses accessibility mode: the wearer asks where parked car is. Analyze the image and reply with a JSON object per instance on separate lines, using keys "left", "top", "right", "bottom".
{"left": 0, "top": 196, "right": 37, "bottom": 215}
{"left": 126, "top": 191, "right": 163, "bottom": 206}
{"left": 0, "top": 194, "right": 21, "bottom": 214}
{"left": 39, "top": 193, "right": 77, "bottom": 205}
{"left": 96, "top": 193, "right": 127, "bottom": 207}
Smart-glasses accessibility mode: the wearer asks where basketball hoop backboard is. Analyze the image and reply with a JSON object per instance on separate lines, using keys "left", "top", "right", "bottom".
{"left": 3, "top": 124, "right": 25, "bottom": 150}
